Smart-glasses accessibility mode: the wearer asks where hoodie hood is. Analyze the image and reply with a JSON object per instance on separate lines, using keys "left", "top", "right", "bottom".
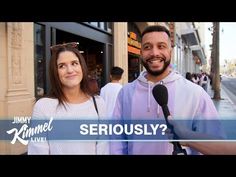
{"left": 137, "top": 70, "right": 182, "bottom": 112}
{"left": 137, "top": 69, "right": 182, "bottom": 86}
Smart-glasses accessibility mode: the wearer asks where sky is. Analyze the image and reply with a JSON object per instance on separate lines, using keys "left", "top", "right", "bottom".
{"left": 204, "top": 22, "right": 236, "bottom": 65}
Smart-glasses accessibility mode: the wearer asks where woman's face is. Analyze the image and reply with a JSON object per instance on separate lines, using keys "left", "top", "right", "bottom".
{"left": 57, "top": 51, "right": 83, "bottom": 89}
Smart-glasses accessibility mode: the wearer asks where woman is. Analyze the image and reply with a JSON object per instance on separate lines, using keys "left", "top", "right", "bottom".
{"left": 28, "top": 42, "right": 109, "bottom": 155}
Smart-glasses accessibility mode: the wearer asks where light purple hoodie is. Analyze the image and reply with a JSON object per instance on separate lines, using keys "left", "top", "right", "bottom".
{"left": 110, "top": 70, "right": 225, "bottom": 155}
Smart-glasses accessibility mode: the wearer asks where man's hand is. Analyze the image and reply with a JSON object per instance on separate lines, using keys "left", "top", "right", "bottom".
{"left": 166, "top": 116, "right": 220, "bottom": 141}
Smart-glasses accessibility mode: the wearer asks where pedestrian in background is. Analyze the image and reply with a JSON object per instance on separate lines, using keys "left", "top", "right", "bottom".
{"left": 185, "top": 72, "right": 192, "bottom": 82}
{"left": 100, "top": 66, "right": 124, "bottom": 117}
{"left": 88, "top": 70, "right": 100, "bottom": 95}
{"left": 200, "top": 72, "right": 208, "bottom": 91}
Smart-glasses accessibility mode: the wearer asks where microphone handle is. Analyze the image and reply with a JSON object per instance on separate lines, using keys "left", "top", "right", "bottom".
{"left": 172, "top": 142, "right": 187, "bottom": 155}
{"left": 162, "top": 105, "right": 172, "bottom": 128}
{"left": 162, "top": 105, "right": 187, "bottom": 155}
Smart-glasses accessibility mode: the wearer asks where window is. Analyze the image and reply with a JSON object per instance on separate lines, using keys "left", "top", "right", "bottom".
{"left": 34, "top": 23, "right": 46, "bottom": 98}
{"left": 90, "top": 22, "right": 98, "bottom": 27}
{"left": 87, "top": 22, "right": 112, "bottom": 33}
{"left": 99, "top": 22, "right": 105, "bottom": 30}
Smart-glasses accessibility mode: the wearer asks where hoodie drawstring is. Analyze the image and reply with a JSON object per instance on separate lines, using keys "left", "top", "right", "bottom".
{"left": 156, "top": 81, "right": 164, "bottom": 116}
{"left": 147, "top": 81, "right": 151, "bottom": 112}
{"left": 147, "top": 81, "right": 160, "bottom": 115}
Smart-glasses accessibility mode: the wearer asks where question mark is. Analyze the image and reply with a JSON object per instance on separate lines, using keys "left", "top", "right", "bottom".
{"left": 159, "top": 124, "right": 167, "bottom": 135}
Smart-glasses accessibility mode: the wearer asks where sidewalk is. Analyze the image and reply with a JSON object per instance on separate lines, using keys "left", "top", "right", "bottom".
{"left": 207, "top": 83, "right": 236, "bottom": 117}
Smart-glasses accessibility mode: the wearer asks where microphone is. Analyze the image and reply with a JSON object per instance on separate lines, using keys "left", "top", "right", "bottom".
{"left": 152, "top": 84, "right": 187, "bottom": 155}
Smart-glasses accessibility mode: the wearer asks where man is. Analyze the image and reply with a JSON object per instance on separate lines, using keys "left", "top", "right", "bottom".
{"left": 100, "top": 66, "right": 124, "bottom": 117}
{"left": 110, "top": 25, "right": 225, "bottom": 155}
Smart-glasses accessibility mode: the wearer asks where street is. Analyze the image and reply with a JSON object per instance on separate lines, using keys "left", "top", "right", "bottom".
{"left": 212, "top": 76, "right": 236, "bottom": 139}
{"left": 221, "top": 76, "right": 236, "bottom": 106}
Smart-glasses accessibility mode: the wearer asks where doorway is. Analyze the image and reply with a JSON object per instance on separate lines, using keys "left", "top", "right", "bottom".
{"left": 55, "top": 29, "right": 105, "bottom": 89}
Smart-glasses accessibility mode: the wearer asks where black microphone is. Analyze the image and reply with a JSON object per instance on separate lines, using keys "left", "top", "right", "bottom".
{"left": 152, "top": 84, "right": 187, "bottom": 155}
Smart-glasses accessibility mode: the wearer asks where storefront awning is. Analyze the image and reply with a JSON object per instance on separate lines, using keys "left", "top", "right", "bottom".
{"left": 181, "top": 29, "right": 199, "bottom": 46}
{"left": 190, "top": 45, "right": 206, "bottom": 65}
{"left": 128, "top": 45, "right": 140, "bottom": 55}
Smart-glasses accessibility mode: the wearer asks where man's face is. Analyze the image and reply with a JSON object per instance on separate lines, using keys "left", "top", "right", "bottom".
{"left": 141, "top": 31, "right": 172, "bottom": 76}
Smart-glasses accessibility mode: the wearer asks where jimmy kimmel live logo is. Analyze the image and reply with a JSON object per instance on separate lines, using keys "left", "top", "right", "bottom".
{"left": 6, "top": 117, "right": 53, "bottom": 145}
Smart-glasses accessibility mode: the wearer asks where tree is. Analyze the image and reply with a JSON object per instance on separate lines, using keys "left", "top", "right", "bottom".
{"left": 213, "top": 22, "right": 221, "bottom": 100}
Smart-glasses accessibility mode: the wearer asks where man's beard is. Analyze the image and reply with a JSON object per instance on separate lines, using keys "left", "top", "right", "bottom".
{"left": 141, "top": 57, "right": 171, "bottom": 76}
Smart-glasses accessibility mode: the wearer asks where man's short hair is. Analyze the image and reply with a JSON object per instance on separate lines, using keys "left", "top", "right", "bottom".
{"left": 141, "top": 25, "right": 170, "bottom": 39}
{"left": 111, "top": 66, "right": 124, "bottom": 80}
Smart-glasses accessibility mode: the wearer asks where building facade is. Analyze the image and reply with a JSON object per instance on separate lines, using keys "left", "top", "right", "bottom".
{"left": 174, "top": 22, "right": 206, "bottom": 76}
